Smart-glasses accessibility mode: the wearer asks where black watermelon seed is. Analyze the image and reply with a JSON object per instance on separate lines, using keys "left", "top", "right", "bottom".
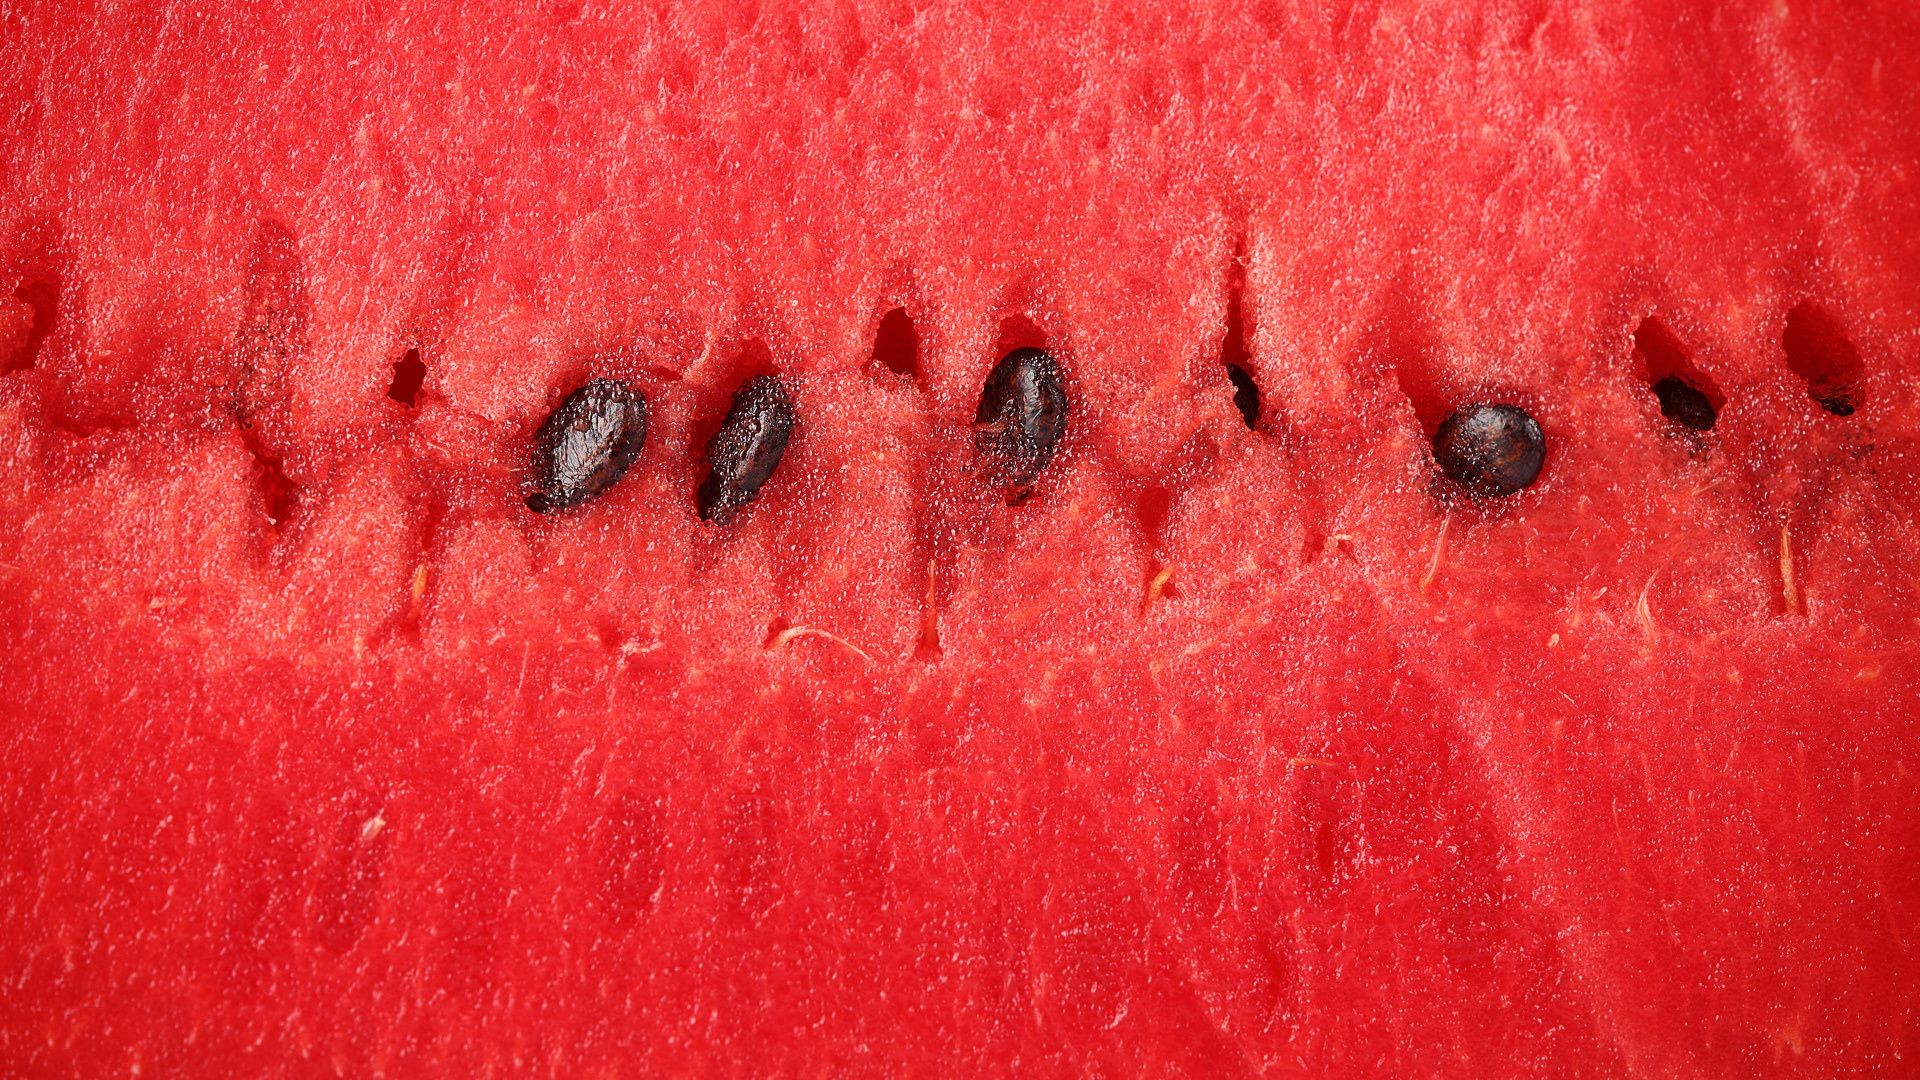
{"left": 975, "top": 347, "right": 1068, "bottom": 494}
{"left": 525, "top": 378, "right": 648, "bottom": 514}
{"left": 697, "top": 374, "right": 794, "bottom": 525}
{"left": 1652, "top": 376, "right": 1718, "bottom": 432}
{"left": 1433, "top": 403, "right": 1545, "bottom": 498}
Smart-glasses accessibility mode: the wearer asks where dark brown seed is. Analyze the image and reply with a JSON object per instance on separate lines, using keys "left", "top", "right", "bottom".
{"left": 525, "top": 378, "right": 648, "bottom": 513}
{"left": 975, "top": 347, "right": 1068, "bottom": 494}
{"left": 1433, "top": 403, "right": 1545, "bottom": 498}
{"left": 1652, "top": 376, "right": 1718, "bottom": 432}
{"left": 1781, "top": 302, "right": 1865, "bottom": 417}
{"left": 698, "top": 375, "right": 794, "bottom": 525}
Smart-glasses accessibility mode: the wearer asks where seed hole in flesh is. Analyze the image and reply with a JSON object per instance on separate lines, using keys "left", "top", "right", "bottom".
{"left": 975, "top": 347, "right": 1068, "bottom": 499}
{"left": 239, "top": 428, "right": 298, "bottom": 529}
{"left": 525, "top": 378, "right": 649, "bottom": 514}
{"left": 6, "top": 277, "right": 60, "bottom": 372}
{"left": 1633, "top": 317, "right": 1722, "bottom": 432}
{"left": 1652, "top": 377, "right": 1717, "bottom": 432}
{"left": 697, "top": 374, "right": 795, "bottom": 525}
{"left": 915, "top": 561, "right": 942, "bottom": 661}
{"left": 387, "top": 347, "right": 426, "bottom": 407}
{"left": 1380, "top": 315, "right": 1450, "bottom": 433}
{"left": 870, "top": 306, "right": 920, "bottom": 381}
{"left": 1137, "top": 483, "right": 1174, "bottom": 547}
{"left": 1432, "top": 403, "right": 1545, "bottom": 498}
{"left": 993, "top": 312, "right": 1047, "bottom": 355}
{"left": 1226, "top": 364, "right": 1260, "bottom": 430}
{"left": 1782, "top": 301, "right": 1865, "bottom": 416}
{"left": 1220, "top": 249, "right": 1259, "bottom": 429}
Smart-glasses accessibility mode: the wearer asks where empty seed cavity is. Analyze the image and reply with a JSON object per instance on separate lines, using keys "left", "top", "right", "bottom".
{"left": 1652, "top": 377, "right": 1716, "bottom": 432}
{"left": 1433, "top": 403, "right": 1545, "bottom": 498}
{"left": 525, "top": 378, "right": 649, "bottom": 514}
{"left": 870, "top": 306, "right": 921, "bottom": 382}
{"left": 388, "top": 347, "right": 426, "bottom": 407}
{"left": 697, "top": 374, "right": 794, "bottom": 525}
{"left": 1220, "top": 248, "right": 1259, "bottom": 429}
{"left": 1633, "top": 317, "right": 1721, "bottom": 432}
{"left": 5, "top": 276, "right": 60, "bottom": 372}
{"left": 1226, "top": 363, "right": 1260, "bottom": 429}
{"left": 1782, "top": 301, "right": 1865, "bottom": 416}
{"left": 975, "top": 347, "right": 1068, "bottom": 498}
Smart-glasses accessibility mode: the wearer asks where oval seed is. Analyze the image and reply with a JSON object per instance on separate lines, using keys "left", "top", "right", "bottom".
{"left": 1433, "top": 403, "right": 1545, "bottom": 498}
{"left": 974, "top": 347, "right": 1068, "bottom": 495}
{"left": 525, "top": 378, "right": 648, "bottom": 513}
{"left": 698, "top": 375, "right": 795, "bottom": 525}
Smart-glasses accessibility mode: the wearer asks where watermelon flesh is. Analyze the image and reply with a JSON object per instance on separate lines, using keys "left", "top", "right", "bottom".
{"left": 4, "top": 1, "right": 1920, "bottom": 1074}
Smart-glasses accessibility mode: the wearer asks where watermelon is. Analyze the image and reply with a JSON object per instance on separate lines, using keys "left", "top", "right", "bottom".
{"left": 3, "top": 1, "right": 1918, "bottom": 1074}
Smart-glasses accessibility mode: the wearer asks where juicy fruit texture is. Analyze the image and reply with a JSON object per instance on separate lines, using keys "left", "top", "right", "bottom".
{"left": 3, "top": 1, "right": 1920, "bottom": 1076}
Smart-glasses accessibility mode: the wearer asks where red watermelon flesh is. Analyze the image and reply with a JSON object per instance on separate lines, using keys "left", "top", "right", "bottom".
{"left": 4, "top": 1, "right": 1920, "bottom": 1074}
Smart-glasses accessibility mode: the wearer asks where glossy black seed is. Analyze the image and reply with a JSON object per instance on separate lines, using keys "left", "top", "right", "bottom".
{"left": 975, "top": 347, "right": 1068, "bottom": 494}
{"left": 697, "top": 374, "right": 794, "bottom": 525}
{"left": 1652, "top": 376, "right": 1718, "bottom": 432}
{"left": 1815, "top": 394, "right": 1855, "bottom": 417}
{"left": 1433, "top": 403, "right": 1545, "bottom": 498}
{"left": 525, "top": 378, "right": 648, "bottom": 513}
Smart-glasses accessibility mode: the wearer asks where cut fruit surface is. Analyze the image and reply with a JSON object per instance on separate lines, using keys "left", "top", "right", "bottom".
{"left": 3, "top": 1, "right": 1919, "bottom": 1075}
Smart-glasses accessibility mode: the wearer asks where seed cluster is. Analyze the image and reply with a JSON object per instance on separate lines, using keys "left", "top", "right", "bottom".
{"left": 526, "top": 349, "right": 1572, "bottom": 519}
{"left": 526, "top": 348, "right": 1085, "bottom": 521}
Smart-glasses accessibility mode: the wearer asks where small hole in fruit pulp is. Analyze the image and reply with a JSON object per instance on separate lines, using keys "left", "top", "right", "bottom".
{"left": 1633, "top": 317, "right": 1722, "bottom": 432}
{"left": 994, "top": 312, "right": 1048, "bottom": 355}
{"left": 259, "top": 459, "right": 297, "bottom": 527}
{"left": 1221, "top": 249, "right": 1259, "bottom": 429}
{"left": 388, "top": 348, "right": 426, "bottom": 407}
{"left": 240, "top": 430, "right": 298, "bottom": 528}
{"left": 730, "top": 338, "right": 778, "bottom": 380}
{"left": 1652, "top": 377, "right": 1716, "bottom": 432}
{"left": 1226, "top": 364, "right": 1260, "bottom": 430}
{"left": 916, "top": 597, "right": 942, "bottom": 660}
{"left": 871, "top": 307, "right": 920, "bottom": 381}
{"left": 1136, "top": 483, "right": 1174, "bottom": 548}
{"left": 1380, "top": 316, "right": 1451, "bottom": 433}
{"left": 6, "top": 277, "right": 60, "bottom": 371}
{"left": 1782, "top": 302, "right": 1864, "bottom": 416}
